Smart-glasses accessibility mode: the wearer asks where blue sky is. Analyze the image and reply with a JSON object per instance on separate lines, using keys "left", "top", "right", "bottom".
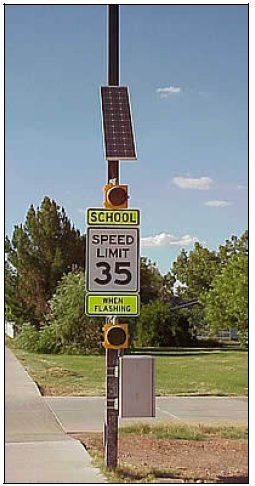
{"left": 5, "top": 4, "right": 248, "bottom": 275}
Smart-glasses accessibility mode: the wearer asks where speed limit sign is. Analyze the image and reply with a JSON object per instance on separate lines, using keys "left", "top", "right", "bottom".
{"left": 86, "top": 227, "right": 139, "bottom": 293}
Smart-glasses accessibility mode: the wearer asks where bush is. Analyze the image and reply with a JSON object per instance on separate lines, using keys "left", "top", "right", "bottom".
{"left": 15, "top": 270, "right": 104, "bottom": 355}
{"left": 135, "top": 300, "right": 193, "bottom": 347}
{"left": 38, "top": 324, "right": 62, "bottom": 354}
{"left": 48, "top": 271, "right": 102, "bottom": 353}
{"left": 16, "top": 323, "right": 59, "bottom": 353}
{"left": 16, "top": 324, "right": 40, "bottom": 353}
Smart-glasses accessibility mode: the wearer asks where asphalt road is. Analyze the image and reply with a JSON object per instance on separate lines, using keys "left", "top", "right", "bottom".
{"left": 45, "top": 395, "right": 248, "bottom": 433}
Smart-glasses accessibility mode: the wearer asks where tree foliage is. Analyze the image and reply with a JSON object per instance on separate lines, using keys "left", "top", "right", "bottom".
{"left": 218, "top": 230, "right": 248, "bottom": 265}
{"left": 17, "top": 271, "right": 102, "bottom": 354}
{"left": 135, "top": 299, "right": 193, "bottom": 347}
{"left": 140, "top": 257, "right": 163, "bottom": 303}
{"left": 49, "top": 271, "right": 102, "bottom": 353}
{"left": 169, "top": 243, "right": 220, "bottom": 299}
{"left": 6, "top": 194, "right": 248, "bottom": 351}
{"left": 5, "top": 196, "right": 85, "bottom": 328}
{"left": 165, "top": 231, "right": 248, "bottom": 342}
{"left": 203, "top": 252, "right": 248, "bottom": 345}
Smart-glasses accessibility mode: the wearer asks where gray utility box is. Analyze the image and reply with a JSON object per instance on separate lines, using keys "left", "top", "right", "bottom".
{"left": 119, "top": 355, "right": 155, "bottom": 418}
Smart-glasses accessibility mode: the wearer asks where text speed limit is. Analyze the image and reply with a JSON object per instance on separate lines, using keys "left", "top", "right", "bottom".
{"left": 86, "top": 227, "right": 139, "bottom": 293}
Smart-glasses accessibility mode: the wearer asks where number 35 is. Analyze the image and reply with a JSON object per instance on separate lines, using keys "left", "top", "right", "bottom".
{"left": 94, "top": 262, "right": 132, "bottom": 285}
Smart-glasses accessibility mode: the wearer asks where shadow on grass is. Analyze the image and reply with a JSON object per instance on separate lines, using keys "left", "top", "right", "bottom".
{"left": 131, "top": 346, "right": 244, "bottom": 357}
{"left": 116, "top": 466, "right": 182, "bottom": 482}
{"left": 217, "top": 475, "right": 248, "bottom": 483}
{"left": 132, "top": 351, "right": 229, "bottom": 357}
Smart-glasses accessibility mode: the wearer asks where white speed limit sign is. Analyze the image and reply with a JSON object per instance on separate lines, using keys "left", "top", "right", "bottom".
{"left": 86, "top": 227, "right": 139, "bottom": 293}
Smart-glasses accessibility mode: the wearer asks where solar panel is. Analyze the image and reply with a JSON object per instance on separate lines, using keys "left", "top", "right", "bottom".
{"left": 101, "top": 86, "right": 137, "bottom": 161}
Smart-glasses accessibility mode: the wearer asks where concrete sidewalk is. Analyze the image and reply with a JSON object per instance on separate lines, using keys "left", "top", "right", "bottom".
{"left": 45, "top": 395, "right": 248, "bottom": 434}
{"left": 5, "top": 347, "right": 106, "bottom": 484}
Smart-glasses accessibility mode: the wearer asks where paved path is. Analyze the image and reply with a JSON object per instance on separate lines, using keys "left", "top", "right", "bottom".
{"left": 46, "top": 395, "right": 248, "bottom": 433}
{"left": 5, "top": 346, "right": 248, "bottom": 482}
{"left": 5, "top": 347, "right": 106, "bottom": 483}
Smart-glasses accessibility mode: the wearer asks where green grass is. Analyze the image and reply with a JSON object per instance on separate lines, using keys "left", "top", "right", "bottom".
{"left": 6, "top": 338, "right": 248, "bottom": 396}
{"left": 6, "top": 338, "right": 105, "bottom": 395}
{"left": 156, "top": 352, "right": 248, "bottom": 396}
{"left": 90, "top": 456, "right": 183, "bottom": 484}
{"left": 120, "top": 422, "right": 248, "bottom": 441}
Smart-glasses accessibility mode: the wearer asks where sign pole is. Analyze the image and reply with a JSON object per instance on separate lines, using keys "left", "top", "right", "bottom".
{"left": 105, "top": 4, "right": 119, "bottom": 469}
{"left": 108, "top": 4, "right": 119, "bottom": 184}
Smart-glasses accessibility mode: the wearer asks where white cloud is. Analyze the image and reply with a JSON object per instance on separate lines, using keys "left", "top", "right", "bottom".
{"left": 156, "top": 86, "right": 181, "bottom": 98}
{"left": 141, "top": 232, "right": 199, "bottom": 248}
{"left": 77, "top": 208, "right": 86, "bottom": 214}
{"left": 173, "top": 176, "right": 213, "bottom": 190}
{"left": 204, "top": 200, "right": 232, "bottom": 207}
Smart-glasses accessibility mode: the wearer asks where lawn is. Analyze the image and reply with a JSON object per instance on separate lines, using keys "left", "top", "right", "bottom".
{"left": 6, "top": 339, "right": 248, "bottom": 396}
{"left": 156, "top": 351, "right": 247, "bottom": 396}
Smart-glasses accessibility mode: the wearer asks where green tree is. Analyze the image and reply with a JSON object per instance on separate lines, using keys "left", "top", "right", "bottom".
{"left": 166, "top": 232, "right": 248, "bottom": 339}
{"left": 135, "top": 299, "right": 193, "bottom": 347}
{"left": 169, "top": 243, "right": 220, "bottom": 299}
{"left": 140, "top": 257, "right": 163, "bottom": 303}
{"left": 5, "top": 261, "right": 31, "bottom": 331}
{"left": 203, "top": 252, "right": 248, "bottom": 345}
{"left": 5, "top": 261, "right": 17, "bottom": 318}
{"left": 48, "top": 271, "right": 102, "bottom": 353}
{"left": 218, "top": 230, "right": 248, "bottom": 265}
{"left": 5, "top": 196, "right": 85, "bottom": 328}
{"left": 17, "top": 271, "right": 102, "bottom": 354}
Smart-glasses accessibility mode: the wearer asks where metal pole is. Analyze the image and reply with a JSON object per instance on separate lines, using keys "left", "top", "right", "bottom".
{"left": 105, "top": 4, "right": 120, "bottom": 470}
{"left": 108, "top": 4, "right": 119, "bottom": 183}
{"left": 108, "top": 4, "right": 119, "bottom": 86}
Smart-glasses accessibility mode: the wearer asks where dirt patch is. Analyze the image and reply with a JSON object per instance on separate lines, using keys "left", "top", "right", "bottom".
{"left": 72, "top": 432, "right": 248, "bottom": 483}
{"left": 47, "top": 367, "right": 79, "bottom": 377}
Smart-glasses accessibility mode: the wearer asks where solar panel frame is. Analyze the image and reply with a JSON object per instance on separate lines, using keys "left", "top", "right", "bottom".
{"left": 100, "top": 86, "right": 137, "bottom": 161}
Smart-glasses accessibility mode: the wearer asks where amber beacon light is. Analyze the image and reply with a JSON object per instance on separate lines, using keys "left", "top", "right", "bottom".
{"left": 103, "top": 324, "right": 129, "bottom": 349}
{"left": 104, "top": 184, "right": 128, "bottom": 209}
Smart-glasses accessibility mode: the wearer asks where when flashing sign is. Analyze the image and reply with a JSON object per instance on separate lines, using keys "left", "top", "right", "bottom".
{"left": 87, "top": 208, "right": 140, "bottom": 226}
{"left": 86, "top": 294, "right": 139, "bottom": 316}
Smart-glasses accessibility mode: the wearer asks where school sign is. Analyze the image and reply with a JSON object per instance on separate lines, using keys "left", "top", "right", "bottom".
{"left": 85, "top": 209, "right": 140, "bottom": 316}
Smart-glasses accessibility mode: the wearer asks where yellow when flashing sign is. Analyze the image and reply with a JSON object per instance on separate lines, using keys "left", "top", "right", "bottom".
{"left": 86, "top": 294, "right": 140, "bottom": 316}
{"left": 87, "top": 208, "right": 140, "bottom": 226}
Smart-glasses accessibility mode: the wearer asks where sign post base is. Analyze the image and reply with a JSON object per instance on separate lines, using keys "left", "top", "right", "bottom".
{"left": 105, "top": 347, "right": 119, "bottom": 469}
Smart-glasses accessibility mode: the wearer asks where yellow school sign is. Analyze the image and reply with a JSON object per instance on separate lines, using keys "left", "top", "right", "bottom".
{"left": 87, "top": 208, "right": 140, "bottom": 226}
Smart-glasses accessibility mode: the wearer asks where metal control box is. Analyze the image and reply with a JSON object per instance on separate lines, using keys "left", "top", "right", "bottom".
{"left": 119, "top": 356, "right": 155, "bottom": 418}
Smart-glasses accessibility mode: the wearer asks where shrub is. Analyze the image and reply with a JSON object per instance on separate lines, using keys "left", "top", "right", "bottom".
{"left": 16, "top": 324, "right": 40, "bottom": 353}
{"left": 38, "top": 324, "right": 62, "bottom": 354}
{"left": 48, "top": 271, "right": 102, "bottom": 353}
{"left": 135, "top": 300, "right": 193, "bottom": 347}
